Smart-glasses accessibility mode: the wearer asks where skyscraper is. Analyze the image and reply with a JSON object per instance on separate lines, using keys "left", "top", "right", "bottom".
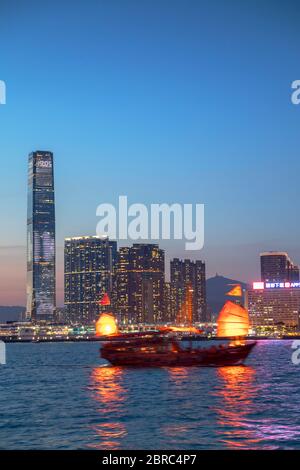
{"left": 64, "top": 236, "right": 116, "bottom": 323}
{"left": 116, "top": 247, "right": 131, "bottom": 323}
{"left": 260, "top": 252, "right": 299, "bottom": 283}
{"left": 116, "top": 244, "right": 165, "bottom": 324}
{"left": 163, "top": 281, "right": 173, "bottom": 323}
{"left": 170, "top": 258, "right": 207, "bottom": 323}
{"left": 26, "top": 151, "right": 56, "bottom": 322}
{"left": 108, "top": 239, "right": 118, "bottom": 313}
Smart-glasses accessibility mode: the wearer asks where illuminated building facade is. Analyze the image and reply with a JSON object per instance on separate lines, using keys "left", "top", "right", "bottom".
{"left": 26, "top": 151, "right": 56, "bottom": 322}
{"left": 246, "top": 281, "right": 300, "bottom": 328}
{"left": 163, "top": 281, "right": 173, "bottom": 323}
{"left": 64, "top": 236, "right": 117, "bottom": 323}
{"left": 116, "top": 244, "right": 165, "bottom": 324}
{"left": 170, "top": 258, "right": 207, "bottom": 323}
{"left": 115, "top": 247, "right": 131, "bottom": 323}
{"left": 260, "top": 251, "right": 299, "bottom": 283}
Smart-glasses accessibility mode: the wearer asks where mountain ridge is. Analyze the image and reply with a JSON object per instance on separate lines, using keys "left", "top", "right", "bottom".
{"left": 206, "top": 274, "right": 248, "bottom": 319}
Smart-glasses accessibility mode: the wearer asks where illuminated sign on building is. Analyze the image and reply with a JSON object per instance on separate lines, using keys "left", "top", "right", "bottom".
{"left": 253, "top": 282, "right": 264, "bottom": 290}
{"left": 252, "top": 281, "right": 300, "bottom": 290}
{"left": 37, "top": 159, "right": 52, "bottom": 168}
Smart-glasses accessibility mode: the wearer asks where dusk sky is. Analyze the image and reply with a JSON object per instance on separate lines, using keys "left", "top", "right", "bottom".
{"left": 0, "top": 0, "right": 300, "bottom": 305}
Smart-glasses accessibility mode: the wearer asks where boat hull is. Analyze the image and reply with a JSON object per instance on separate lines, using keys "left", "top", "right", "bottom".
{"left": 101, "top": 341, "right": 256, "bottom": 367}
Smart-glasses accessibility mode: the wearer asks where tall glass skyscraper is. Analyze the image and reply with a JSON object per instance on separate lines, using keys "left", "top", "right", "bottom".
{"left": 26, "top": 151, "right": 56, "bottom": 322}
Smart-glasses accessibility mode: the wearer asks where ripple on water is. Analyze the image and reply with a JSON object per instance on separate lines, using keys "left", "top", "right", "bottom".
{"left": 0, "top": 340, "right": 299, "bottom": 449}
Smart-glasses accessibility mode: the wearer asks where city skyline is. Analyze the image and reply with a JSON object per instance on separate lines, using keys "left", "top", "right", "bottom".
{"left": 1, "top": 0, "right": 300, "bottom": 305}
{"left": 2, "top": 1, "right": 300, "bottom": 457}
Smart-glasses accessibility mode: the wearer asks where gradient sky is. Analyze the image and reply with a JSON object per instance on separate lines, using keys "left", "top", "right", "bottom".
{"left": 0, "top": 0, "right": 300, "bottom": 305}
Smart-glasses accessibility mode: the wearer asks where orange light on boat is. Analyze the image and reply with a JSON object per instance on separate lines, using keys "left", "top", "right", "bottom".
{"left": 96, "top": 313, "right": 119, "bottom": 336}
{"left": 217, "top": 301, "right": 249, "bottom": 338}
{"left": 164, "top": 326, "right": 202, "bottom": 334}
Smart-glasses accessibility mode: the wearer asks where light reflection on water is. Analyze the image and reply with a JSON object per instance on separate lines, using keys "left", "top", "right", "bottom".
{"left": 213, "top": 366, "right": 262, "bottom": 448}
{"left": 87, "top": 366, "right": 127, "bottom": 449}
{"left": 214, "top": 363, "right": 300, "bottom": 449}
{"left": 1, "top": 341, "right": 300, "bottom": 449}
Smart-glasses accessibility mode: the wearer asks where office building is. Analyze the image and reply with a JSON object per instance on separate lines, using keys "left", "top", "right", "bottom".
{"left": 26, "top": 151, "right": 56, "bottom": 322}
{"left": 247, "top": 281, "right": 300, "bottom": 328}
{"left": 260, "top": 252, "right": 299, "bottom": 283}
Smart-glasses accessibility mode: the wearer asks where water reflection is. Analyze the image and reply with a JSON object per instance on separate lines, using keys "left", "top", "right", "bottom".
{"left": 214, "top": 365, "right": 300, "bottom": 449}
{"left": 88, "top": 422, "right": 127, "bottom": 450}
{"left": 213, "top": 366, "right": 261, "bottom": 448}
{"left": 90, "top": 366, "right": 125, "bottom": 411}
{"left": 162, "top": 367, "right": 196, "bottom": 445}
{"left": 166, "top": 367, "right": 189, "bottom": 385}
{"left": 88, "top": 365, "right": 127, "bottom": 449}
{"left": 217, "top": 365, "right": 256, "bottom": 404}
{"left": 87, "top": 361, "right": 300, "bottom": 449}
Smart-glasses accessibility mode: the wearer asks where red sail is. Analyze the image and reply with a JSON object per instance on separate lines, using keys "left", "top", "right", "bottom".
{"left": 100, "top": 293, "right": 111, "bottom": 306}
{"left": 217, "top": 300, "right": 249, "bottom": 337}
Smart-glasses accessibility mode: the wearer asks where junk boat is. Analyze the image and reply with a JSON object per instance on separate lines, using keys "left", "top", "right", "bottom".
{"left": 96, "top": 289, "right": 256, "bottom": 367}
{"left": 100, "top": 334, "right": 256, "bottom": 367}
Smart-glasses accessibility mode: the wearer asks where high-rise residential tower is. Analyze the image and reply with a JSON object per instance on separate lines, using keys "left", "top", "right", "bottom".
{"left": 116, "top": 247, "right": 131, "bottom": 323}
{"left": 64, "top": 236, "right": 116, "bottom": 323}
{"left": 26, "top": 151, "right": 56, "bottom": 322}
{"left": 170, "top": 258, "right": 207, "bottom": 323}
{"left": 116, "top": 244, "right": 165, "bottom": 324}
{"left": 163, "top": 281, "right": 172, "bottom": 323}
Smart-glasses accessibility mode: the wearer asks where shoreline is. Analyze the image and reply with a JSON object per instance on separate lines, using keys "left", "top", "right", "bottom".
{"left": 0, "top": 336, "right": 298, "bottom": 343}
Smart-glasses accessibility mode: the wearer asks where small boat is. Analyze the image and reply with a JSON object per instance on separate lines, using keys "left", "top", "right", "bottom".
{"left": 100, "top": 335, "right": 256, "bottom": 367}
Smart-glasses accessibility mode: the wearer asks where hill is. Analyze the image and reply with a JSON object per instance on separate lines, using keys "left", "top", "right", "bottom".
{"left": 206, "top": 274, "right": 248, "bottom": 319}
{"left": 0, "top": 306, "right": 25, "bottom": 323}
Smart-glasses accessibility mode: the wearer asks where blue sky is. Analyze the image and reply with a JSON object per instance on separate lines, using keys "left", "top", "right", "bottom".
{"left": 0, "top": 0, "right": 300, "bottom": 304}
